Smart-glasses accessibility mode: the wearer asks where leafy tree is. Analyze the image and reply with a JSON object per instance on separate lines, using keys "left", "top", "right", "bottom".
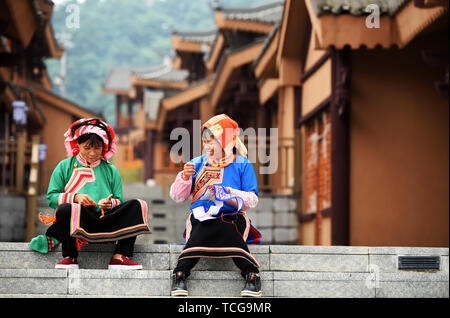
{"left": 46, "top": 0, "right": 270, "bottom": 124}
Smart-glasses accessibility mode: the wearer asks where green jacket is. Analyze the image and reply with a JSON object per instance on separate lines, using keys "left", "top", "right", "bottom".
{"left": 46, "top": 155, "right": 123, "bottom": 212}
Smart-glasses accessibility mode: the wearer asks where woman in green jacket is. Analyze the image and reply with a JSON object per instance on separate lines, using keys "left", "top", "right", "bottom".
{"left": 31, "top": 118, "right": 151, "bottom": 269}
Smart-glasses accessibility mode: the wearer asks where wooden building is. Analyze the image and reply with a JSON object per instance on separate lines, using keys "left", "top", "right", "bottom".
{"left": 157, "top": 0, "right": 286, "bottom": 193}
{"left": 103, "top": 0, "right": 448, "bottom": 247}
{"left": 256, "top": 0, "right": 448, "bottom": 247}
{"left": 102, "top": 65, "right": 157, "bottom": 172}
{"left": 104, "top": 29, "right": 216, "bottom": 189}
{"left": 1, "top": 0, "right": 101, "bottom": 240}
{"left": 1, "top": 0, "right": 101, "bottom": 193}
{"left": 32, "top": 84, "right": 101, "bottom": 191}
{"left": 103, "top": 61, "right": 192, "bottom": 190}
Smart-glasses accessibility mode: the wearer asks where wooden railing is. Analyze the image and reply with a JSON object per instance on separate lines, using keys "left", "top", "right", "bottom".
{"left": 0, "top": 134, "right": 31, "bottom": 193}
{"left": 0, "top": 138, "right": 17, "bottom": 192}
{"left": 0, "top": 133, "right": 41, "bottom": 240}
{"left": 245, "top": 136, "right": 297, "bottom": 194}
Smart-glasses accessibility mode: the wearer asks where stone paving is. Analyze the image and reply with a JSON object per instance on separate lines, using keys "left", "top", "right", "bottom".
{"left": 0, "top": 242, "right": 448, "bottom": 298}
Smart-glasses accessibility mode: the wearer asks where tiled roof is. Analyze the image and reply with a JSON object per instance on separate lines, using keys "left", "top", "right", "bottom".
{"left": 103, "top": 66, "right": 159, "bottom": 91}
{"left": 213, "top": 0, "right": 285, "bottom": 24}
{"left": 252, "top": 22, "right": 280, "bottom": 69}
{"left": 214, "top": 37, "right": 267, "bottom": 82}
{"left": 172, "top": 29, "right": 217, "bottom": 45}
{"left": 308, "top": 0, "right": 408, "bottom": 16}
{"left": 133, "top": 67, "right": 189, "bottom": 82}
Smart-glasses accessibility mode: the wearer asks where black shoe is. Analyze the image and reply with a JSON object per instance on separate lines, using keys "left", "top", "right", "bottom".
{"left": 241, "top": 272, "right": 262, "bottom": 297}
{"left": 171, "top": 271, "right": 188, "bottom": 296}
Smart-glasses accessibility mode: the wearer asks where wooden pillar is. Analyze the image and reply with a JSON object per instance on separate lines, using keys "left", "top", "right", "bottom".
{"left": 330, "top": 47, "right": 351, "bottom": 246}
{"left": 144, "top": 129, "right": 154, "bottom": 181}
{"left": 115, "top": 95, "right": 122, "bottom": 128}
{"left": 254, "top": 103, "right": 264, "bottom": 191}
{"left": 200, "top": 97, "right": 213, "bottom": 124}
{"left": 176, "top": 107, "right": 183, "bottom": 127}
{"left": 128, "top": 98, "right": 133, "bottom": 127}
{"left": 26, "top": 135, "right": 40, "bottom": 241}
{"left": 192, "top": 100, "right": 200, "bottom": 120}
{"left": 1, "top": 112, "right": 10, "bottom": 190}
{"left": 293, "top": 86, "right": 303, "bottom": 197}
{"left": 277, "top": 85, "right": 296, "bottom": 194}
{"left": 192, "top": 101, "right": 201, "bottom": 158}
{"left": 15, "top": 131, "right": 26, "bottom": 193}
{"left": 293, "top": 86, "right": 303, "bottom": 244}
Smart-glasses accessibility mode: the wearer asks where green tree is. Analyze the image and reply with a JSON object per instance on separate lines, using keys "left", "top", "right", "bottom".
{"left": 46, "top": 0, "right": 270, "bottom": 124}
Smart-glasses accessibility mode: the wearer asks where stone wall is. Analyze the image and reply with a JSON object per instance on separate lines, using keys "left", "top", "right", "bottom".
{"left": 133, "top": 193, "right": 299, "bottom": 245}
{"left": 0, "top": 194, "right": 26, "bottom": 241}
{"left": 246, "top": 195, "right": 298, "bottom": 244}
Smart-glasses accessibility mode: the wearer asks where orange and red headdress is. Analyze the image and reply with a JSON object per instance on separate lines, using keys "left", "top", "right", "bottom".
{"left": 202, "top": 114, "right": 247, "bottom": 158}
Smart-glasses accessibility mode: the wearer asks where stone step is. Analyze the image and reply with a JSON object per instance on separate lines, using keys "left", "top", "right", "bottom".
{"left": 1, "top": 243, "right": 448, "bottom": 273}
{"left": 0, "top": 269, "right": 271, "bottom": 297}
{"left": 0, "top": 243, "right": 448, "bottom": 298}
{"left": 0, "top": 268, "right": 448, "bottom": 298}
{"left": 0, "top": 243, "right": 269, "bottom": 271}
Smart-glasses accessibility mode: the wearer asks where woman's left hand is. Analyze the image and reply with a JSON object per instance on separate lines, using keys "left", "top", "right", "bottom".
{"left": 98, "top": 194, "right": 113, "bottom": 211}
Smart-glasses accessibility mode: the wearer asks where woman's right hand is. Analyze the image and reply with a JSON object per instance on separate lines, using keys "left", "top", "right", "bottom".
{"left": 74, "top": 193, "right": 97, "bottom": 207}
{"left": 182, "top": 162, "right": 196, "bottom": 181}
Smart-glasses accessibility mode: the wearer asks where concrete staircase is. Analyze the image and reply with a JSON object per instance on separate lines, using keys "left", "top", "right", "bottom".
{"left": 5, "top": 184, "right": 449, "bottom": 298}
{"left": 0, "top": 242, "right": 448, "bottom": 298}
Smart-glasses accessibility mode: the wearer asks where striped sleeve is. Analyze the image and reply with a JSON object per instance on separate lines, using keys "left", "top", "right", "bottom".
{"left": 111, "top": 198, "right": 121, "bottom": 208}
{"left": 58, "top": 192, "right": 76, "bottom": 205}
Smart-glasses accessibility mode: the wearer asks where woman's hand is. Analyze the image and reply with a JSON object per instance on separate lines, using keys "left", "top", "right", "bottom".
{"left": 182, "top": 162, "right": 196, "bottom": 181}
{"left": 98, "top": 194, "right": 113, "bottom": 211}
{"left": 74, "top": 193, "right": 96, "bottom": 207}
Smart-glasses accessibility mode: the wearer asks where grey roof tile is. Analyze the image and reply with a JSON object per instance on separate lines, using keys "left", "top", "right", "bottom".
{"left": 215, "top": 0, "right": 285, "bottom": 24}
{"left": 172, "top": 29, "right": 218, "bottom": 45}
{"left": 103, "top": 66, "right": 158, "bottom": 91}
{"left": 308, "top": 0, "right": 408, "bottom": 17}
{"left": 133, "top": 67, "right": 189, "bottom": 82}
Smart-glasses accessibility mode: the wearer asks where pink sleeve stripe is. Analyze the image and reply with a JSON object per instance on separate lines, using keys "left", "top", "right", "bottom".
{"left": 111, "top": 198, "right": 121, "bottom": 208}
{"left": 58, "top": 193, "right": 75, "bottom": 205}
{"left": 170, "top": 171, "right": 192, "bottom": 202}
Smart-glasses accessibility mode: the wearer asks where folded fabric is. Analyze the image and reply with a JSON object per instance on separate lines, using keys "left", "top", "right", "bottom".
{"left": 29, "top": 235, "right": 60, "bottom": 254}
{"left": 191, "top": 185, "right": 244, "bottom": 222}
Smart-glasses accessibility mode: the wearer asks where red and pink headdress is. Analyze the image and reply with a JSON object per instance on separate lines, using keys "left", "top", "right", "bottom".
{"left": 63, "top": 118, "right": 116, "bottom": 161}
